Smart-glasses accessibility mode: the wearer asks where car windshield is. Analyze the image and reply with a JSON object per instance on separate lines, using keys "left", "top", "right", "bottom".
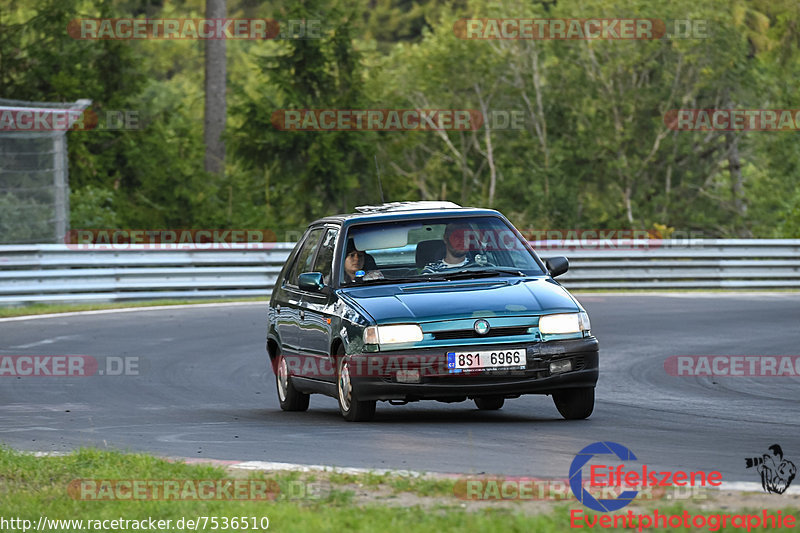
{"left": 340, "top": 216, "right": 546, "bottom": 284}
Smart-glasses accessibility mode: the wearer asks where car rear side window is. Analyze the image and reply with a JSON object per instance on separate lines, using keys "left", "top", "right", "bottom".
{"left": 312, "top": 228, "right": 339, "bottom": 284}
{"left": 286, "top": 228, "right": 324, "bottom": 287}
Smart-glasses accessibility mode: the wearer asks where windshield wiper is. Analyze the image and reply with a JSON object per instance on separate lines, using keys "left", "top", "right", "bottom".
{"left": 482, "top": 268, "right": 527, "bottom": 277}
{"left": 350, "top": 276, "right": 430, "bottom": 285}
{"left": 433, "top": 268, "right": 527, "bottom": 280}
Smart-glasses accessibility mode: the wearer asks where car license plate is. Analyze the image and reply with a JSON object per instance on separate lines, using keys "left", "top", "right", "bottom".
{"left": 447, "top": 349, "right": 526, "bottom": 372}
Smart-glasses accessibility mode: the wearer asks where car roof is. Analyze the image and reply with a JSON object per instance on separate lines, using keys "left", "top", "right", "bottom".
{"left": 309, "top": 202, "right": 503, "bottom": 227}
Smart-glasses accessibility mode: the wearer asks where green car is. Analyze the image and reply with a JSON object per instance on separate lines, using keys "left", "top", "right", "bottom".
{"left": 267, "top": 202, "right": 598, "bottom": 421}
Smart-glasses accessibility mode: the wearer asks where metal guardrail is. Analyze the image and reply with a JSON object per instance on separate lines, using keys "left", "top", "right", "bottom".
{"left": 536, "top": 239, "right": 800, "bottom": 289}
{"left": 0, "top": 240, "right": 799, "bottom": 305}
{"left": 0, "top": 244, "right": 294, "bottom": 305}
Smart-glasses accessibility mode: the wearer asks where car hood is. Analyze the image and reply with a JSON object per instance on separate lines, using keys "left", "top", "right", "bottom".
{"left": 338, "top": 278, "right": 579, "bottom": 323}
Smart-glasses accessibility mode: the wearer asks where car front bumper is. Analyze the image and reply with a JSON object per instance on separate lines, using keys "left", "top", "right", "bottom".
{"left": 348, "top": 337, "right": 599, "bottom": 402}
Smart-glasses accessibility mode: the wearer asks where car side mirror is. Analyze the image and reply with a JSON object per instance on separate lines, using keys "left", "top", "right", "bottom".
{"left": 298, "top": 272, "right": 325, "bottom": 292}
{"left": 545, "top": 256, "right": 569, "bottom": 278}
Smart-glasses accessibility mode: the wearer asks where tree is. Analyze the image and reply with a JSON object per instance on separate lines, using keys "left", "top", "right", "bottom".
{"left": 204, "top": 0, "right": 227, "bottom": 175}
{"left": 230, "top": 0, "right": 376, "bottom": 227}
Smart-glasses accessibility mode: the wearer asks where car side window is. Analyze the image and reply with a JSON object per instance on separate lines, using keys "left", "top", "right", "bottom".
{"left": 312, "top": 228, "right": 338, "bottom": 285}
{"left": 286, "top": 228, "right": 324, "bottom": 287}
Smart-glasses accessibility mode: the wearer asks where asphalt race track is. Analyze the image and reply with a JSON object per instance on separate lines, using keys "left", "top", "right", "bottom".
{"left": 1, "top": 294, "right": 798, "bottom": 480}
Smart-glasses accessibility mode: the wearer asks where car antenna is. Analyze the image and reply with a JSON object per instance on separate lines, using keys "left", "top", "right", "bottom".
{"left": 374, "top": 154, "right": 385, "bottom": 203}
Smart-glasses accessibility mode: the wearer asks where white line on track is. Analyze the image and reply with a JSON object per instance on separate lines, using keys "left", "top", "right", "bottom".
{"left": 229, "top": 460, "right": 432, "bottom": 478}
{"left": 25, "top": 452, "right": 800, "bottom": 493}
{"left": 0, "top": 301, "right": 266, "bottom": 323}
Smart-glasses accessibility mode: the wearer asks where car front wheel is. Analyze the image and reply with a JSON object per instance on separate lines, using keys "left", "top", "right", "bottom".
{"left": 337, "top": 355, "right": 376, "bottom": 422}
{"left": 552, "top": 387, "right": 594, "bottom": 420}
{"left": 276, "top": 352, "right": 309, "bottom": 412}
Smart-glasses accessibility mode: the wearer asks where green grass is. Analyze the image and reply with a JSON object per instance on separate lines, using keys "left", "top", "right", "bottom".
{"left": 326, "top": 470, "right": 456, "bottom": 498}
{"left": 0, "top": 298, "right": 267, "bottom": 318}
{"left": 1, "top": 447, "right": 796, "bottom": 532}
{"left": 386, "top": 474, "right": 457, "bottom": 497}
{"left": 0, "top": 447, "right": 566, "bottom": 532}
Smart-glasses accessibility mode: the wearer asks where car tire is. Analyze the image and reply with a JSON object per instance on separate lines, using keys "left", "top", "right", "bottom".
{"left": 474, "top": 396, "right": 504, "bottom": 410}
{"left": 552, "top": 387, "right": 594, "bottom": 420}
{"left": 275, "top": 352, "right": 310, "bottom": 412}
{"left": 337, "top": 354, "right": 376, "bottom": 422}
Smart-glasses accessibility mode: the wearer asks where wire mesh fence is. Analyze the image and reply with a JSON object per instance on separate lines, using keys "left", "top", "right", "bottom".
{"left": 0, "top": 98, "right": 90, "bottom": 244}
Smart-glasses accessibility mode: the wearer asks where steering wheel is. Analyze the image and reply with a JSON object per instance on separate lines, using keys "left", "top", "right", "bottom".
{"left": 463, "top": 253, "right": 496, "bottom": 268}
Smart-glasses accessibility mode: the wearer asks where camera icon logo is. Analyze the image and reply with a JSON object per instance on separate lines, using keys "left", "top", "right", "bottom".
{"left": 745, "top": 444, "right": 796, "bottom": 495}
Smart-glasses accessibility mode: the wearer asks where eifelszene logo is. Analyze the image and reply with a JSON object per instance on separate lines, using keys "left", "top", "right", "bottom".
{"left": 745, "top": 445, "right": 796, "bottom": 494}
{"left": 569, "top": 441, "right": 722, "bottom": 513}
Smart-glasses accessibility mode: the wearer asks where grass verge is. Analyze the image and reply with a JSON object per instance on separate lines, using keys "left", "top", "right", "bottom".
{"left": 1, "top": 447, "right": 796, "bottom": 532}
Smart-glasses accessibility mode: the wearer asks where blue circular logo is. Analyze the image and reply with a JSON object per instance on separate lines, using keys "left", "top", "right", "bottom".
{"left": 569, "top": 442, "right": 639, "bottom": 512}
{"left": 474, "top": 319, "right": 490, "bottom": 335}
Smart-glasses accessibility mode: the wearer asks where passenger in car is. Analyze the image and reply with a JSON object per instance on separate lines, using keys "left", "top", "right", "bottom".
{"left": 343, "top": 239, "right": 384, "bottom": 283}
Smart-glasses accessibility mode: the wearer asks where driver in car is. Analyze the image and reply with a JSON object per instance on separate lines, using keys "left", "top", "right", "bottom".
{"left": 422, "top": 223, "right": 476, "bottom": 273}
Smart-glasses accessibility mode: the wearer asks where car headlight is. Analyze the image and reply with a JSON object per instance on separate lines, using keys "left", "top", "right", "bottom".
{"left": 363, "top": 324, "right": 423, "bottom": 345}
{"left": 539, "top": 312, "right": 591, "bottom": 335}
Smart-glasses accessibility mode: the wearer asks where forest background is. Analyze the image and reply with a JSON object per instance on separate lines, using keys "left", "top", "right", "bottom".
{"left": 2, "top": 0, "right": 799, "bottom": 240}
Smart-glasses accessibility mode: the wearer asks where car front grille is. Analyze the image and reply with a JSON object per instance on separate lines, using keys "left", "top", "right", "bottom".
{"left": 431, "top": 326, "right": 531, "bottom": 341}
